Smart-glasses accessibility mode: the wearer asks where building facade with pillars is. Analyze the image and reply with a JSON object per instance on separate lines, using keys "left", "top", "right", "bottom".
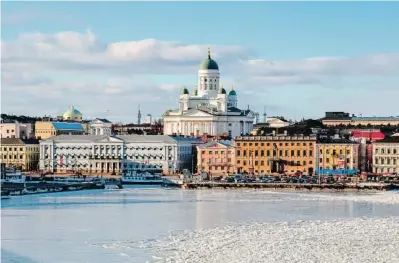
{"left": 163, "top": 49, "right": 255, "bottom": 138}
{"left": 89, "top": 118, "right": 112, "bottom": 136}
{"left": 39, "top": 135, "right": 201, "bottom": 175}
{"left": 234, "top": 135, "right": 317, "bottom": 176}
{"left": 1, "top": 138, "right": 40, "bottom": 171}
{"left": 372, "top": 137, "right": 399, "bottom": 175}
{"left": 39, "top": 135, "right": 124, "bottom": 175}
{"left": 197, "top": 140, "right": 235, "bottom": 176}
{"left": 315, "top": 139, "right": 360, "bottom": 175}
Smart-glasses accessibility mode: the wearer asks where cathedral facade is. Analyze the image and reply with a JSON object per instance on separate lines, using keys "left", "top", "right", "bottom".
{"left": 163, "top": 49, "right": 255, "bottom": 138}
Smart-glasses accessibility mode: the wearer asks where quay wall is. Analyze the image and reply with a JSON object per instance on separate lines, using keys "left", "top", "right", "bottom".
{"left": 182, "top": 182, "right": 399, "bottom": 191}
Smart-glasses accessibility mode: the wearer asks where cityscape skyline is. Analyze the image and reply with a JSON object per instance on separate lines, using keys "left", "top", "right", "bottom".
{"left": 2, "top": 2, "right": 399, "bottom": 123}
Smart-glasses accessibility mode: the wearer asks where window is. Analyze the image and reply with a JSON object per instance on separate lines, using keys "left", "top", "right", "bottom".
{"left": 303, "top": 150, "right": 307, "bottom": 157}
{"left": 303, "top": 143, "right": 307, "bottom": 146}
{"left": 19, "top": 147, "right": 23, "bottom": 151}
{"left": 266, "top": 150, "right": 270, "bottom": 157}
{"left": 291, "top": 150, "right": 295, "bottom": 156}
{"left": 320, "top": 149, "right": 323, "bottom": 154}
{"left": 285, "top": 143, "right": 288, "bottom": 146}
{"left": 20, "top": 155, "right": 23, "bottom": 159}
{"left": 261, "top": 150, "right": 264, "bottom": 156}
{"left": 309, "top": 161, "right": 313, "bottom": 164}
{"left": 255, "top": 161, "right": 258, "bottom": 165}
{"left": 255, "top": 143, "right": 258, "bottom": 146}
{"left": 279, "top": 143, "right": 282, "bottom": 146}
{"left": 243, "top": 150, "right": 247, "bottom": 156}
{"left": 6, "top": 129, "right": 9, "bottom": 133}
{"left": 347, "top": 149, "right": 350, "bottom": 155}
{"left": 297, "top": 150, "right": 301, "bottom": 157}
{"left": 326, "top": 158, "right": 330, "bottom": 163}
{"left": 237, "top": 150, "right": 241, "bottom": 156}
{"left": 303, "top": 161, "right": 307, "bottom": 165}
{"left": 285, "top": 150, "right": 288, "bottom": 157}
{"left": 221, "top": 151, "right": 224, "bottom": 154}
{"left": 255, "top": 150, "right": 258, "bottom": 157}
{"left": 261, "top": 161, "right": 264, "bottom": 165}
{"left": 319, "top": 158, "right": 322, "bottom": 163}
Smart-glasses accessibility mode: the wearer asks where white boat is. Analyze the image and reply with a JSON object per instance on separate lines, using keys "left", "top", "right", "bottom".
{"left": 121, "top": 171, "right": 164, "bottom": 185}
{"left": 1, "top": 168, "right": 26, "bottom": 183}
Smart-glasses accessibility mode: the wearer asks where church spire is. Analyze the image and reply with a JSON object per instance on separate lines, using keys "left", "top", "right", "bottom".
{"left": 137, "top": 104, "right": 142, "bottom": 125}
{"left": 208, "top": 47, "right": 211, "bottom": 59}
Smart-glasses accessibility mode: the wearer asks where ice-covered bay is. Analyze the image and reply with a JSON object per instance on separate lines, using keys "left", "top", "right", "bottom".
{"left": 1, "top": 188, "right": 399, "bottom": 263}
{"left": 147, "top": 217, "right": 399, "bottom": 263}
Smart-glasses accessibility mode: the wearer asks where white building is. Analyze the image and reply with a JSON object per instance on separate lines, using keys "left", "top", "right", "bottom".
{"left": 0, "top": 122, "right": 34, "bottom": 139}
{"left": 89, "top": 118, "right": 112, "bottom": 136}
{"left": 163, "top": 49, "right": 255, "bottom": 138}
{"left": 39, "top": 135, "right": 203, "bottom": 175}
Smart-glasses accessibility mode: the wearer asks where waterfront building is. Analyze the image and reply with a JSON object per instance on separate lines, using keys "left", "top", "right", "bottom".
{"left": 197, "top": 140, "right": 235, "bottom": 175}
{"left": 372, "top": 137, "right": 399, "bottom": 175}
{"left": 39, "top": 135, "right": 203, "bottom": 175}
{"left": 234, "top": 135, "right": 317, "bottom": 175}
{"left": 39, "top": 135, "right": 124, "bottom": 175}
{"left": 163, "top": 49, "right": 255, "bottom": 137}
{"left": 1, "top": 138, "right": 40, "bottom": 171}
{"left": 321, "top": 112, "right": 399, "bottom": 126}
{"left": 61, "top": 105, "right": 82, "bottom": 122}
{"left": 0, "top": 122, "right": 34, "bottom": 139}
{"left": 89, "top": 118, "right": 112, "bottom": 136}
{"left": 35, "top": 121, "right": 85, "bottom": 139}
{"left": 315, "top": 139, "right": 360, "bottom": 175}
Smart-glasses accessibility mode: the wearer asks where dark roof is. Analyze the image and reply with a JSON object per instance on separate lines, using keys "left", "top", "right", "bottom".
{"left": 1, "top": 138, "right": 39, "bottom": 145}
{"left": 1, "top": 138, "right": 24, "bottom": 145}
{"left": 374, "top": 137, "right": 399, "bottom": 143}
{"left": 317, "top": 138, "right": 358, "bottom": 144}
{"left": 21, "top": 138, "right": 40, "bottom": 144}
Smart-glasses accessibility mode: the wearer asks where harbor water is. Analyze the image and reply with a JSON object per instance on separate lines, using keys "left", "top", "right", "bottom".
{"left": 1, "top": 187, "right": 399, "bottom": 263}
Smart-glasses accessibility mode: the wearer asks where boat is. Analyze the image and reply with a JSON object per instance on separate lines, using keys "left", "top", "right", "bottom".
{"left": 121, "top": 171, "right": 164, "bottom": 185}
{"left": 0, "top": 168, "right": 26, "bottom": 183}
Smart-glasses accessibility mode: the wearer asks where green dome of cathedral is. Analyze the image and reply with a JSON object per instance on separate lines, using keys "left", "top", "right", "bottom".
{"left": 200, "top": 48, "right": 219, "bottom": 70}
{"left": 181, "top": 87, "right": 189, "bottom": 95}
{"left": 218, "top": 87, "right": 227, "bottom": 94}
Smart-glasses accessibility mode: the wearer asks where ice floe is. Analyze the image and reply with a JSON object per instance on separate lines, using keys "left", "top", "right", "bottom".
{"left": 147, "top": 216, "right": 399, "bottom": 263}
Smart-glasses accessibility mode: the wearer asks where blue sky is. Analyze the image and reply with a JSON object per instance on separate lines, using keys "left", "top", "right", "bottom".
{"left": 2, "top": 2, "right": 399, "bottom": 122}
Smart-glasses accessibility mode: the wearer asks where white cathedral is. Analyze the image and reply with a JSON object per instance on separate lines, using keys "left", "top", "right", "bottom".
{"left": 163, "top": 49, "right": 255, "bottom": 138}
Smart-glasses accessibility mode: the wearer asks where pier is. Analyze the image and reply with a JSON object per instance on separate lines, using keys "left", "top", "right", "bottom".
{"left": 1, "top": 180, "right": 122, "bottom": 196}
{"left": 180, "top": 182, "right": 399, "bottom": 191}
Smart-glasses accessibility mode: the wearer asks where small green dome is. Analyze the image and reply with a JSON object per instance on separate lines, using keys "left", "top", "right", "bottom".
{"left": 181, "top": 87, "right": 189, "bottom": 95}
{"left": 200, "top": 48, "right": 219, "bottom": 70}
{"left": 229, "top": 89, "right": 237, "bottom": 96}
{"left": 218, "top": 87, "right": 227, "bottom": 94}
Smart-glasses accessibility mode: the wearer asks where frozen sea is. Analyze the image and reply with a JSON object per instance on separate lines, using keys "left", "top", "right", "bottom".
{"left": 1, "top": 187, "right": 399, "bottom": 263}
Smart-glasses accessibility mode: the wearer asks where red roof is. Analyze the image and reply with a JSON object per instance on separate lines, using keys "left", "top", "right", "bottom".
{"left": 352, "top": 130, "right": 385, "bottom": 142}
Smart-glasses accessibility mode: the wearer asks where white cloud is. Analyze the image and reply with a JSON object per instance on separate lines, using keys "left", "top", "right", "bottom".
{"left": 1, "top": 29, "right": 399, "bottom": 121}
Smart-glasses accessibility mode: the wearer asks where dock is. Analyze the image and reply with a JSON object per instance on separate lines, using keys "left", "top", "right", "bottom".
{"left": 180, "top": 182, "right": 399, "bottom": 191}
{"left": 1, "top": 180, "right": 122, "bottom": 196}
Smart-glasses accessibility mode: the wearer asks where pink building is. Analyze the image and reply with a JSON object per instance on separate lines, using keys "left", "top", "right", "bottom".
{"left": 197, "top": 140, "right": 235, "bottom": 176}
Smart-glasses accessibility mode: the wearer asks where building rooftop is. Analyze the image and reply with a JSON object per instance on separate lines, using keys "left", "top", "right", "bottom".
{"left": 235, "top": 135, "right": 317, "bottom": 141}
{"left": 352, "top": 116, "right": 399, "bottom": 121}
{"left": 317, "top": 138, "right": 358, "bottom": 144}
{"left": 374, "top": 137, "right": 399, "bottom": 143}
{"left": 198, "top": 140, "right": 232, "bottom": 148}
{"left": 52, "top": 122, "right": 84, "bottom": 131}
{"left": 116, "top": 135, "right": 177, "bottom": 144}
{"left": 1, "top": 138, "right": 39, "bottom": 145}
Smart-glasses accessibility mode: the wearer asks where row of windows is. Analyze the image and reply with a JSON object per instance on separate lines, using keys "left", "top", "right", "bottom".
{"left": 319, "top": 149, "right": 351, "bottom": 155}
{"left": 319, "top": 158, "right": 351, "bottom": 164}
{"left": 237, "top": 160, "right": 312, "bottom": 166}
{"left": 374, "top": 158, "right": 398, "bottom": 165}
{"left": 202, "top": 150, "right": 232, "bottom": 155}
{"left": 375, "top": 148, "right": 398, "bottom": 154}
{"left": 237, "top": 149, "right": 313, "bottom": 158}
{"left": 4, "top": 129, "right": 15, "bottom": 133}
{"left": 2, "top": 154, "right": 38, "bottom": 160}
{"left": 236, "top": 142, "right": 313, "bottom": 147}
{"left": 201, "top": 158, "right": 232, "bottom": 163}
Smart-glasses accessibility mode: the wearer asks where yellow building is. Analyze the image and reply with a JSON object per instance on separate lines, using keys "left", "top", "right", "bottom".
{"left": 316, "top": 140, "right": 360, "bottom": 172}
{"left": 234, "top": 135, "right": 317, "bottom": 176}
{"left": 1, "top": 138, "right": 40, "bottom": 171}
{"left": 35, "top": 121, "right": 85, "bottom": 139}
